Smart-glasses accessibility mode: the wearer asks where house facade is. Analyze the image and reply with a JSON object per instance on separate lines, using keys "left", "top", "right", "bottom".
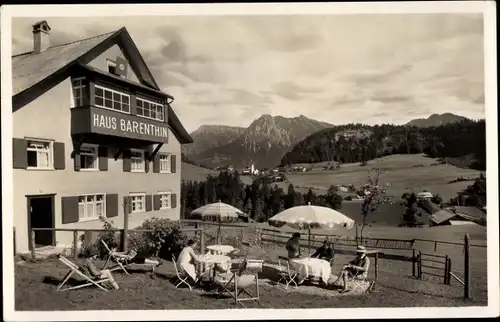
{"left": 12, "top": 21, "right": 193, "bottom": 253}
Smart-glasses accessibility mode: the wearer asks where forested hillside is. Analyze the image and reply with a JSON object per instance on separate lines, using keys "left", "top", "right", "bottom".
{"left": 281, "top": 119, "right": 486, "bottom": 170}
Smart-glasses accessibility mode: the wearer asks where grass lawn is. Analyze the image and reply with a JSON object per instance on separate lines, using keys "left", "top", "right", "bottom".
{"left": 15, "top": 229, "right": 487, "bottom": 311}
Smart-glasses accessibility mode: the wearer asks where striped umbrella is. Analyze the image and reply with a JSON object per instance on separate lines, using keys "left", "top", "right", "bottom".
{"left": 268, "top": 203, "right": 355, "bottom": 230}
{"left": 268, "top": 203, "right": 355, "bottom": 254}
{"left": 189, "top": 201, "right": 248, "bottom": 243}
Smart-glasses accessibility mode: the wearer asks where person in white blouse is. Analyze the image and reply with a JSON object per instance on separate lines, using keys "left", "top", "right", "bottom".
{"left": 177, "top": 239, "right": 200, "bottom": 282}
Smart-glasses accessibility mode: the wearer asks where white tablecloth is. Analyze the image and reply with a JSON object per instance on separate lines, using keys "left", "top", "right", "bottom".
{"left": 196, "top": 254, "right": 231, "bottom": 277}
{"left": 290, "top": 258, "right": 331, "bottom": 284}
{"left": 206, "top": 245, "right": 235, "bottom": 256}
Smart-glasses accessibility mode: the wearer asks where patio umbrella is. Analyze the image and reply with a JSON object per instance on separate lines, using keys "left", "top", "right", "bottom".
{"left": 188, "top": 201, "right": 248, "bottom": 244}
{"left": 268, "top": 202, "right": 355, "bottom": 254}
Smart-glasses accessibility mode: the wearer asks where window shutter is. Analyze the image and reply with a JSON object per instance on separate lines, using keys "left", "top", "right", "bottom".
{"left": 171, "top": 154, "right": 177, "bottom": 173}
{"left": 123, "top": 196, "right": 132, "bottom": 214}
{"left": 144, "top": 151, "right": 150, "bottom": 173}
{"left": 61, "top": 196, "right": 79, "bottom": 224}
{"left": 12, "top": 138, "right": 27, "bottom": 169}
{"left": 171, "top": 193, "right": 177, "bottom": 208}
{"left": 123, "top": 149, "right": 131, "bottom": 172}
{"left": 53, "top": 142, "right": 66, "bottom": 170}
{"left": 146, "top": 194, "right": 153, "bottom": 212}
{"left": 153, "top": 194, "right": 161, "bottom": 210}
{"left": 98, "top": 146, "right": 108, "bottom": 171}
{"left": 153, "top": 154, "right": 160, "bottom": 173}
{"left": 106, "top": 194, "right": 119, "bottom": 218}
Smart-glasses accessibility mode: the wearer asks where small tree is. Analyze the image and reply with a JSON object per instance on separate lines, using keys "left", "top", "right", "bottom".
{"left": 359, "top": 167, "right": 389, "bottom": 243}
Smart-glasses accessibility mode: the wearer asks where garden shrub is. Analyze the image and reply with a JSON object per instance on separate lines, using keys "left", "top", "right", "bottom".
{"left": 93, "top": 219, "right": 120, "bottom": 258}
{"left": 128, "top": 218, "right": 189, "bottom": 260}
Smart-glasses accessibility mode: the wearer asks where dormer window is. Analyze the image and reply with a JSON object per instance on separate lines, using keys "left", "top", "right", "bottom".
{"left": 107, "top": 59, "right": 117, "bottom": 75}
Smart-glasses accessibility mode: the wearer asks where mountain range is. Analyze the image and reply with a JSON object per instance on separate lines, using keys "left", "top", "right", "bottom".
{"left": 405, "top": 113, "right": 469, "bottom": 127}
{"left": 182, "top": 112, "right": 473, "bottom": 170}
{"left": 182, "top": 114, "right": 332, "bottom": 169}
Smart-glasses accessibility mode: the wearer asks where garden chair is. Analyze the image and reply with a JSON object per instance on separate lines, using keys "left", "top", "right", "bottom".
{"left": 215, "top": 259, "right": 263, "bottom": 307}
{"left": 171, "top": 254, "right": 196, "bottom": 291}
{"left": 101, "top": 240, "right": 133, "bottom": 275}
{"left": 277, "top": 256, "right": 298, "bottom": 289}
{"left": 57, "top": 255, "right": 113, "bottom": 292}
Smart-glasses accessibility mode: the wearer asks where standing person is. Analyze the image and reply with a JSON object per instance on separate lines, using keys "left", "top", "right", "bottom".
{"left": 78, "top": 245, "right": 119, "bottom": 290}
{"left": 286, "top": 232, "right": 302, "bottom": 259}
{"left": 311, "top": 238, "right": 335, "bottom": 261}
{"left": 177, "top": 239, "right": 200, "bottom": 283}
{"left": 336, "top": 245, "right": 370, "bottom": 293}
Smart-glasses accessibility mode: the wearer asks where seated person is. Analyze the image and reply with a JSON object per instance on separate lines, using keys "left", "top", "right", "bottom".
{"left": 78, "top": 246, "right": 119, "bottom": 290}
{"left": 337, "top": 246, "right": 370, "bottom": 293}
{"left": 177, "top": 239, "right": 201, "bottom": 283}
{"left": 286, "top": 233, "right": 302, "bottom": 259}
{"left": 311, "top": 239, "right": 335, "bottom": 261}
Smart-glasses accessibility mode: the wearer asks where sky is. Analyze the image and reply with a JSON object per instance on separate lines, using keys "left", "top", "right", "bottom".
{"left": 11, "top": 14, "right": 485, "bottom": 133}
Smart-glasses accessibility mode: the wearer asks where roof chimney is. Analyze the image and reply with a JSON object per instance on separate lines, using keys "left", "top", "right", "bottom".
{"left": 32, "top": 20, "right": 51, "bottom": 53}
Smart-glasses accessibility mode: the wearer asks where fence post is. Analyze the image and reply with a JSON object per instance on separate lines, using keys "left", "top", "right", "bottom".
{"left": 417, "top": 252, "right": 422, "bottom": 279}
{"left": 444, "top": 255, "right": 449, "bottom": 284}
{"left": 355, "top": 226, "right": 359, "bottom": 246}
{"left": 412, "top": 249, "right": 416, "bottom": 278}
{"left": 73, "top": 230, "right": 78, "bottom": 259}
{"left": 464, "top": 233, "right": 471, "bottom": 299}
{"left": 374, "top": 251, "right": 379, "bottom": 281}
{"left": 434, "top": 241, "right": 437, "bottom": 252}
{"left": 30, "top": 230, "right": 36, "bottom": 260}
{"left": 447, "top": 258, "right": 452, "bottom": 285}
{"left": 122, "top": 199, "right": 129, "bottom": 253}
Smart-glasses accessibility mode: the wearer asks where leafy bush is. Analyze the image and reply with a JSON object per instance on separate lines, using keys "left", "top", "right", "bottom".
{"left": 93, "top": 219, "right": 120, "bottom": 258}
{"left": 128, "top": 218, "right": 189, "bottom": 260}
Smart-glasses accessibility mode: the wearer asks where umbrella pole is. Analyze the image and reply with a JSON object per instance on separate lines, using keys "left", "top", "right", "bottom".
{"left": 308, "top": 228, "right": 311, "bottom": 256}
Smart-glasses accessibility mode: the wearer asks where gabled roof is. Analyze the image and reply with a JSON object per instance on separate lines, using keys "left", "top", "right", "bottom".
{"left": 450, "top": 206, "right": 486, "bottom": 220}
{"left": 12, "top": 31, "right": 116, "bottom": 95}
{"left": 429, "top": 209, "right": 456, "bottom": 225}
{"left": 12, "top": 27, "right": 193, "bottom": 144}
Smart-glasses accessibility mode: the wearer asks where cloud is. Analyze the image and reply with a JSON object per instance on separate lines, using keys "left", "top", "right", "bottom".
{"left": 10, "top": 14, "right": 485, "bottom": 132}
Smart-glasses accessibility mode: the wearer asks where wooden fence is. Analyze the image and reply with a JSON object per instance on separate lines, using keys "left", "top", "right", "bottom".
{"left": 29, "top": 226, "right": 204, "bottom": 260}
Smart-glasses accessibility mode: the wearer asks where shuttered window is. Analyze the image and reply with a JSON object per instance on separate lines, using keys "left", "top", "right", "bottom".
{"left": 159, "top": 154, "right": 171, "bottom": 173}
{"left": 131, "top": 149, "right": 145, "bottom": 172}
{"left": 26, "top": 140, "right": 53, "bottom": 169}
{"left": 79, "top": 144, "right": 98, "bottom": 170}
{"left": 78, "top": 194, "right": 106, "bottom": 221}
{"left": 158, "top": 192, "right": 172, "bottom": 209}
{"left": 130, "top": 193, "right": 146, "bottom": 213}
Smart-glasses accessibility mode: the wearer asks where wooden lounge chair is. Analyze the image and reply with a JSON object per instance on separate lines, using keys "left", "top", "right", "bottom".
{"left": 57, "top": 256, "right": 113, "bottom": 292}
{"left": 101, "top": 240, "right": 133, "bottom": 275}
{"left": 277, "top": 256, "right": 298, "bottom": 289}
{"left": 215, "top": 259, "right": 263, "bottom": 307}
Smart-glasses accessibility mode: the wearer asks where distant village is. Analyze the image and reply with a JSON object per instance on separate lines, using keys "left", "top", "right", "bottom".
{"left": 214, "top": 163, "right": 487, "bottom": 228}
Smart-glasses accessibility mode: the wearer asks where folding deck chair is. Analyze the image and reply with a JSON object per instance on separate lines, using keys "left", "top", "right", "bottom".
{"left": 172, "top": 254, "right": 197, "bottom": 291}
{"left": 101, "top": 240, "right": 133, "bottom": 275}
{"left": 57, "top": 256, "right": 115, "bottom": 292}
{"left": 277, "top": 256, "right": 298, "bottom": 289}
{"left": 215, "top": 259, "right": 263, "bottom": 307}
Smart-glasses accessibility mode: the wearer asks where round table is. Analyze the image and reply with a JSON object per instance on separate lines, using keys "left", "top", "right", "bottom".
{"left": 196, "top": 254, "right": 231, "bottom": 280}
{"left": 206, "top": 245, "right": 235, "bottom": 256}
{"left": 290, "top": 257, "right": 332, "bottom": 284}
